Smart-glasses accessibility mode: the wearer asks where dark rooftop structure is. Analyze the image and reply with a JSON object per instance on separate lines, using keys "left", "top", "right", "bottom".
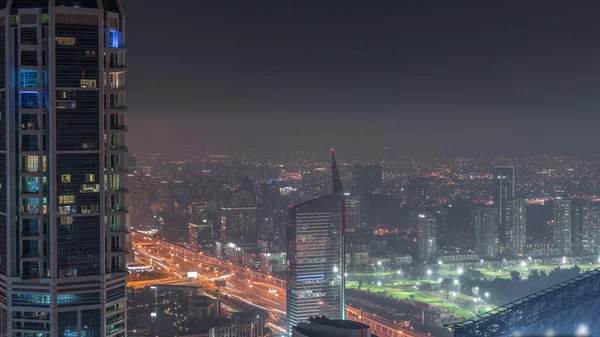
{"left": 292, "top": 319, "right": 375, "bottom": 337}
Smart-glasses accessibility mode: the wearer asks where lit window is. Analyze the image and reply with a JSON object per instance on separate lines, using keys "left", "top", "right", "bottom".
{"left": 85, "top": 50, "right": 96, "bottom": 57}
{"left": 56, "top": 37, "right": 76, "bottom": 45}
{"left": 23, "top": 156, "right": 39, "bottom": 173}
{"left": 86, "top": 174, "right": 95, "bottom": 183}
{"left": 60, "top": 216, "right": 74, "bottom": 225}
{"left": 59, "top": 195, "right": 75, "bottom": 205}
{"left": 61, "top": 174, "right": 71, "bottom": 183}
{"left": 56, "top": 100, "right": 76, "bottom": 109}
{"left": 10, "top": 15, "right": 18, "bottom": 25}
{"left": 80, "top": 79, "right": 97, "bottom": 88}
{"left": 20, "top": 69, "right": 38, "bottom": 88}
{"left": 41, "top": 13, "right": 49, "bottom": 24}
{"left": 81, "top": 184, "right": 99, "bottom": 193}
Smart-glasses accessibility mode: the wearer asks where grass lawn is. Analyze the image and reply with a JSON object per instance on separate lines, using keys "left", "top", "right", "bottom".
{"left": 346, "top": 283, "right": 475, "bottom": 319}
{"left": 352, "top": 271, "right": 396, "bottom": 277}
{"left": 439, "top": 264, "right": 600, "bottom": 280}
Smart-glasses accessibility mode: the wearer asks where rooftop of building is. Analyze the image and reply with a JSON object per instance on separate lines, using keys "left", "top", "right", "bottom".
{"left": 294, "top": 319, "right": 373, "bottom": 337}
{"left": 189, "top": 295, "right": 215, "bottom": 306}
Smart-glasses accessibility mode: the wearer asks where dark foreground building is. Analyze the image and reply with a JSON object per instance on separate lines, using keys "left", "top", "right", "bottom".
{"left": 0, "top": 1, "right": 129, "bottom": 336}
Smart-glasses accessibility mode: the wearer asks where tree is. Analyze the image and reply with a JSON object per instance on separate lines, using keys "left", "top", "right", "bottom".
{"left": 540, "top": 270, "right": 548, "bottom": 277}
{"left": 510, "top": 270, "right": 521, "bottom": 281}
{"left": 464, "top": 269, "right": 485, "bottom": 279}
{"left": 409, "top": 294, "right": 415, "bottom": 301}
{"left": 441, "top": 277, "right": 452, "bottom": 289}
{"left": 528, "top": 270, "right": 540, "bottom": 279}
{"left": 357, "top": 280, "right": 363, "bottom": 289}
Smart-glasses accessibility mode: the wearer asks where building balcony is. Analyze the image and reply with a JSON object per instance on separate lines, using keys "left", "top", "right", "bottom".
{"left": 109, "top": 207, "right": 128, "bottom": 215}
{"left": 107, "top": 105, "right": 128, "bottom": 112}
{"left": 109, "top": 226, "right": 129, "bottom": 234}
{"left": 21, "top": 273, "right": 41, "bottom": 280}
{"left": 21, "top": 231, "right": 41, "bottom": 238}
{"left": 106, "top": 125, "right": 128, "bottom": 134}
{"left": 105, "top": 167, "right": 127, "bottom": 175}
{"left": 107, "top": 145, "right": 128, "bottom": 153}
{"left": 107, "top": 62, "right": 127, "bottom": 70}
{"left": 20, "top": 253, "right": 41, "bottom": 261}
{"left": 106, "top": 85, "right": 127, "bottom": 93}
{"left": 108, "top": 44, "right": 127, "bottom": 50}
{"left": 108, "top": 190, "right": 129, "bottom": 197}
{"left": 106, "top": 314, "right": 125, "bottom": 326}
{"left": 109, "top": 247, "right": 129, "bottom": 255}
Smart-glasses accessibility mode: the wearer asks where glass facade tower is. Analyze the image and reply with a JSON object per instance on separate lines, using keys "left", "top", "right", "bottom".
{"left": 286, "top": 152, "right": 345, "bottom": 336}
{"left": 0, "top": 1, "right": 128, "bottom": 336}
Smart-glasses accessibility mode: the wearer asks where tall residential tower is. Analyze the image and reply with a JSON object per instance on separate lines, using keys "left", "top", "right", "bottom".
{"left": 0, "top": 1, "right": 128, "bottom": 336}
{"left": 286, "top": 152, "right": 345, "bottom": 335}
{"left": 554, "top": 197, "right": 572, "bottom": 255}
{"left": 493, "top": 166, "right": 514, "bottom": 224}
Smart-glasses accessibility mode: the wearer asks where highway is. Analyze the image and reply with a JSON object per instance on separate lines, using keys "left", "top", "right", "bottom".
{"left": 129, "top": 232, "right": 428, "bottom": 337}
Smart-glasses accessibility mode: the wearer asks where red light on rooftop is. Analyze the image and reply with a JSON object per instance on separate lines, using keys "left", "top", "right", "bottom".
{"left": 330, "top": 148, "right": 335, "bottom": 152}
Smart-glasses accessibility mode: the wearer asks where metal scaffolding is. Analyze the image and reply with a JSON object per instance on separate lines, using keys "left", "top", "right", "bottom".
{"left": 447, "top": 269, "right": 600, "bottom": 337}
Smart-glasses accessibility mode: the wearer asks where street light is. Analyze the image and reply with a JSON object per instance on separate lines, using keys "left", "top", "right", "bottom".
{"left": 438, "top": 260, "right": 443, "bottom": 266}
{"left": 485, "top": 292, "right": 490, "bottom": 298}
{"left": 520, "top": 261, "right": 526, "bottom": 267}
{"left": 457, "top": 268, "right": 463, "bottom": 274}
{"left": 453, "top": 279, "right": 459, "bottom": 285}
{"left": 427, "top": 269, "right": 432, "bottom": 275}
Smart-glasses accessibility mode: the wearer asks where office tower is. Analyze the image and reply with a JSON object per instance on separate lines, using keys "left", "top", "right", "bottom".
{"left": 472, "top": 206, "right": 500, "bottom": 258}
{"left": 124, "top": 152, "right": 136, "bottom": 173}
{"left": 591, "top": 201, "right": 600, "bottom": 253}
{"left": 417, "top": 213, "right": 437, "bottom": 262}
{"left": 221, "top": 205, "right": 257, "bottom": 249}
{"left": 287, "top": 152, "right": 346, "bottom": 335}
{"left": 344, "top": 194, "right": 361, "bottom": 229}
{"left": 0, "top": 1, "right": 128, "bottom": 336}
{"left": 406, "top": 176, "right": 432, "bottom": 206}
{"left": 553, "top": 196, "right": 572, "bottom": 255}
{"left": 257, "top": 181, "right": 284, "bottom": 235}
{"left": 189, "top": 222, "right": 213, "bottom": 251}
{"left": 571, "top": 199, "right": 592, "bottom": 255}
{"left": 127, "top": 172, "right": 152, "bottom": 227}
{"left": 503, "top": 198, "right": 526, "bottom": 256}
{"left": 493, "top": 166, "right": 515, "bottom": 224}
{"left": 352, "top": 165, "right": 382, "bottom": 198}
{"left": 352, "top": 164, "right": 382, "bottom": 227}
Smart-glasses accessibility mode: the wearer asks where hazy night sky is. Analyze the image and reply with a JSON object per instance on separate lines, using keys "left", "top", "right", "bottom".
{"left": 122, "top": 1, "right": 600, "bottom": 156}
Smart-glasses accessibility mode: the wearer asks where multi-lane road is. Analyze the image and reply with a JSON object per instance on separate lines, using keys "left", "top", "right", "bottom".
{"left": 129, "top": 232, "right": 428, "bottom": 337}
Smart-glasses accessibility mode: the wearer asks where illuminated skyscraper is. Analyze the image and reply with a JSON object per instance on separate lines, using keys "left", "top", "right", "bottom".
{"left": 0, "top": 1, "right": 128, "bottom": 336}
{"left": 503, "top": 198, "right": 526, "bottom": 256}
{"left": 286, "top": 152, "right": 345, "bottom": 336}
{"left": 571, "top": 199, "right": 592, "bottom": 255}
{"left": 472, "top": 206, "right": 500, "bottom": 258}
{"left": 554, "top": 196, "right": 572, "bottom": 255}
{"left": 493, "top": 166, "right": 515, "bottom": 224}
{"left": 352, "top": 164, "right": 382, "bottom": 226}
{"left": 417, "top": 212, "right": 437, "bottom": 261}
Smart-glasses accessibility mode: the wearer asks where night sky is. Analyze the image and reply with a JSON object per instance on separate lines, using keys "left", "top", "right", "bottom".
{"left": 122, "top": 1, "right": 600, "bottom": 156}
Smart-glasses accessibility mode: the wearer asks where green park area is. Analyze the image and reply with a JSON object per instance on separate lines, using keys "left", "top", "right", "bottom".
{"left": 346, "top": 281, "right": 477, "bottom": 319}
{"left": 347, "top": 263, "right": 600, "bottom": 320}
{"left": 439, "top": 264, "right": 600, "bottom": 280}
